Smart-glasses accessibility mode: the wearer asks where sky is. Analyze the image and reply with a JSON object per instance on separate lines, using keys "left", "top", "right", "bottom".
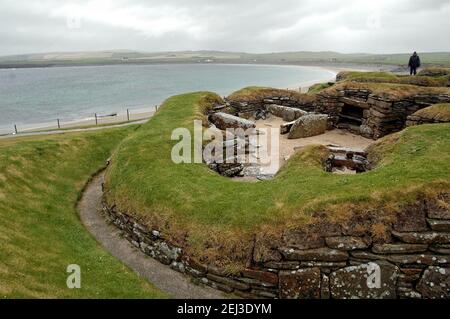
{"left": 1, "top": 0, "right": 450, "bottom": 56}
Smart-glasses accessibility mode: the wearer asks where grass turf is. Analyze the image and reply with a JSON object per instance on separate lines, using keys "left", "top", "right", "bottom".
{"left": 0, "top": 127, "right": 167, "bottom": 298}
{"left": 336, "top": 71, "right": 450, "bottom": 87}
{"left": 105, "top": 91, "right": 450, "bottom": 268}
{"left": 411, "top": 103, "right": 450, "bottom": 122}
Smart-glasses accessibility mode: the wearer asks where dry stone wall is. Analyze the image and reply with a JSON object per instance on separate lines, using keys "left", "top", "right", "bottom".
{"left": 315, "top": 87, "right": 450, "bottom": 139}
{"left": 103, "top": 193, "right": 450, "bottom": 299}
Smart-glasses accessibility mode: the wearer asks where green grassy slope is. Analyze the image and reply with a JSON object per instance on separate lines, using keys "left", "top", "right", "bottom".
{"left": 105, "top": 91, "right": 450, "bottom": 268}
{"left": 0, "top": 127, "right": 167, "bottom": 298}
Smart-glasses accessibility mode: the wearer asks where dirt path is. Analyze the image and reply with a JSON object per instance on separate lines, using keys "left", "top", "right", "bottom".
{"left": 77, "top": 171, "right": 225, "bottom": 299}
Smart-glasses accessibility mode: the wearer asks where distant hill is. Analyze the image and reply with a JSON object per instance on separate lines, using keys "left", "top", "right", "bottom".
{"left": 1, "top": 50, "right": 449, "bottom": 68}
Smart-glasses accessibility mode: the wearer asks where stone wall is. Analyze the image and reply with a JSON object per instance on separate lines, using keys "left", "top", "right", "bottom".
{"left": 102, "top": 194, "right": 450, "bottom": 299}
{"left": 315, "top": 87, "right": 450, "bottom": 139}
{"left": 225, "top": 93, "right": 316, "bottom": 118}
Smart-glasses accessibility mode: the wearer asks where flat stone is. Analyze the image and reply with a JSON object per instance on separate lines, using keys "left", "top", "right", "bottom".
{"left": 250, "top": 289, "right": 277, "bottom": 299}
{"left": 264, "top": 261, "right": 300, "bottom": 270}
{"left": 387, "top": 254, "right": 449, "bottom": 266}
{"left": 325, "top": 236, "right": 370, "bottom": 250}
{"left": 392, "top": 231, "right": 450, "bottom": 244}
{"left": 281, "top": 247, "right": 349, "bottom": 262}
{"left": 299, "top": 261, "right": 347, "bottom": 268}
{"left": 339, "top": 97, "right": 370, "bottom": 109}
{"left": 279, "top": 268, "right": 321, "bottom": 299}
{"left": 427, "top": 219, "right": 450, "bottom": 232}
{"left": 266, "top": 104, "right": 307, "bottom": 122}
{"left": 428, "top": 210, "right": 450, "bottom": 220}
{"left": 372, "top": 244, "right": 428, "bottom": 254}
{"left": 206, "top": 274, "right": 250, "bottom": 291}
{"left": 288, "top": 114, "right": 328, "bottom": 139}
{"left": 351, "top": 251, "right": 390, "bottom": 261}
{"left": 367, "top": 97, "right": 393, "bottom": 110}
{"left": 241, "top": 269, "right": 278, "bottom": 285}
{"left": 416, "top": 266, "right": 450, "bottom": 299}
{"left": 209, "top": 112, "right": 256, "bottom": 130}
{"left": 429, "top": 244, "right": 450, "bottom": 255}
{"left": 330, "top": 261, "right": 399, "bottom": 299}
{"left": 236, "top": 277, "right": 277, "bottom": 288}
{"left": 397, "top": 287, "right": 422, "bottom": 299}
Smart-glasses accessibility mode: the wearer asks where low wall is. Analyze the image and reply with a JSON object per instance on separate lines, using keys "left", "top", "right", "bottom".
{"left": 225, "top": 93, "right": 316, "bottom": 118}
{"left": 102, "top": 194, "right": 450, "bottom": 299}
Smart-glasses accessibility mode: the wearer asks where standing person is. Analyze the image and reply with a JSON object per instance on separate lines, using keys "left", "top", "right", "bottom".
{"left": 408, "top": 52, "right": 421, "bottom": 75}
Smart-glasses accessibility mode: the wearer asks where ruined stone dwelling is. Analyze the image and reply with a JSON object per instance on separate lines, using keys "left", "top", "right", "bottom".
{"left": 224, "top": 83, "right": 450, "bottom": 140}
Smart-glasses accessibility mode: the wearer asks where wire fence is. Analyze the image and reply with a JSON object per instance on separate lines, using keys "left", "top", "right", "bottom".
{"left": 1, "top": 105, "right": 159, "bottom": 136}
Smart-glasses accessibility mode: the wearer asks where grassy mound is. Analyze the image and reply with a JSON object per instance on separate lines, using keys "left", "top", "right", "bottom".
{"left": 412, "top": 103, "right": 450, "bottom": 122}
{"left": 0, "top": 128, "right": 166, "bottom": 298}
{"left": 105, "top": 92, "right": 450, "bottom": 269}
{"left": 308, "top": 82, "right": 334, "bottom": 94}
{"left": 336, "top": 71, "right": 450, "bottom": 87}
{"left": 322, "top": 81, "right": 450, "bottom": 99}
{"left": 418, "top": 67, "right": 450, "bottom": 77}
{"left": 227, "top": 86, "right": 316, "bottom": 102}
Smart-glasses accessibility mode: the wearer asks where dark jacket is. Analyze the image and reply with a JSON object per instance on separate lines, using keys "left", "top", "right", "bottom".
{"left": 409, "top": 53, "right": 421, "bottom": 68}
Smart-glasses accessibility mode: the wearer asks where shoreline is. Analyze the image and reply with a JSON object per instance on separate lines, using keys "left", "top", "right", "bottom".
{"left": 0, "top": 63, "right": 369, "bottom": 136}
{"left": 0, "top": 60, "right": 401, "bottom": 71}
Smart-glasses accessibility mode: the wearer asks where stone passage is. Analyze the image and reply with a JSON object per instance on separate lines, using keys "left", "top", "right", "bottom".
{"left": 103, "top": 193, "right": 450, "bottom": 299}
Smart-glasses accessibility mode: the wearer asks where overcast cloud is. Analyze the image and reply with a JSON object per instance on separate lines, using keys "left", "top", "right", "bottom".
{"left": 1, "top": 0, "right": 449, "bottom": 56}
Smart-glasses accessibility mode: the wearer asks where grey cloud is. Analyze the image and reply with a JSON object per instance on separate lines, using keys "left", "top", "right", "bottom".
{"left": 0, "top": 0, "right": 449, "bottom": 56}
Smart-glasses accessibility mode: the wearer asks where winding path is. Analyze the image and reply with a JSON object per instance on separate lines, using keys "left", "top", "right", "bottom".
{"left": 77, "top": 171, "right": 225, "bottom": 299}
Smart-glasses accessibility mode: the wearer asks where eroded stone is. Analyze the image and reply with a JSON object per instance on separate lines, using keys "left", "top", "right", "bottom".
{"left": 325, "top": 236, "right": 370, "bottom": 250}
{"left": 281, "top": 247, "right": 349, "bottom": 262}
{"left": 427, "top": 219, "right": 450, "bottom": 232}
{"left": 372, "top": 243, "right": 428, "bottom": 254}
{"left": 416, "top": 266, "right": 450, "bottom": 299}
{"left": 288, "top": 114, "right": 328, "bottom": 139}
{"left": 330, "top": 262, "right": 399, "bottom": 299}
{"left": 209, "top": 112, "right": 256, "bottom": 130}
{"left": 279, "top": 268, "right": 321, "bottom": 299}
{"left": 392, "top": 231, "right": 450, "bottom": 244}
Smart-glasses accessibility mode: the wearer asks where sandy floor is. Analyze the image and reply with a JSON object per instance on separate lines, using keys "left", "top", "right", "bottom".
{"left": 253, "top": 115, "right": 374, "bottom": 173}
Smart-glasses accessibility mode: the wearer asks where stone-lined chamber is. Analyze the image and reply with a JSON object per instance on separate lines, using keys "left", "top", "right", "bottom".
{"left": 225, "top": 84, "right": 450, "bottom": 140}
{"left": 102, "top": 194, "right": 450, "bottom": 299}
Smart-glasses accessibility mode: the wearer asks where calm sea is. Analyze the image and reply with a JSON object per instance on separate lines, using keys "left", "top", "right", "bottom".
{"left": 0, "top": 63, "right": 334, "bottom": 133}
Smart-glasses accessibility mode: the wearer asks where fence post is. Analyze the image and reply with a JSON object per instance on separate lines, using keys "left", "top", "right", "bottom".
{"left": 95, "top": 113, "right": 98, "bottom": 125}
{"left": 14, "top": 124, "right": 18, "bottom": 134}
{"left": 57, "top": 119, "right": 60, "bottom": 129}
{"left": 127, "top": 109, "right": 130, "bottom": 122}
{"left": 155, "top": 105, "right": 158, "bottom": 112}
